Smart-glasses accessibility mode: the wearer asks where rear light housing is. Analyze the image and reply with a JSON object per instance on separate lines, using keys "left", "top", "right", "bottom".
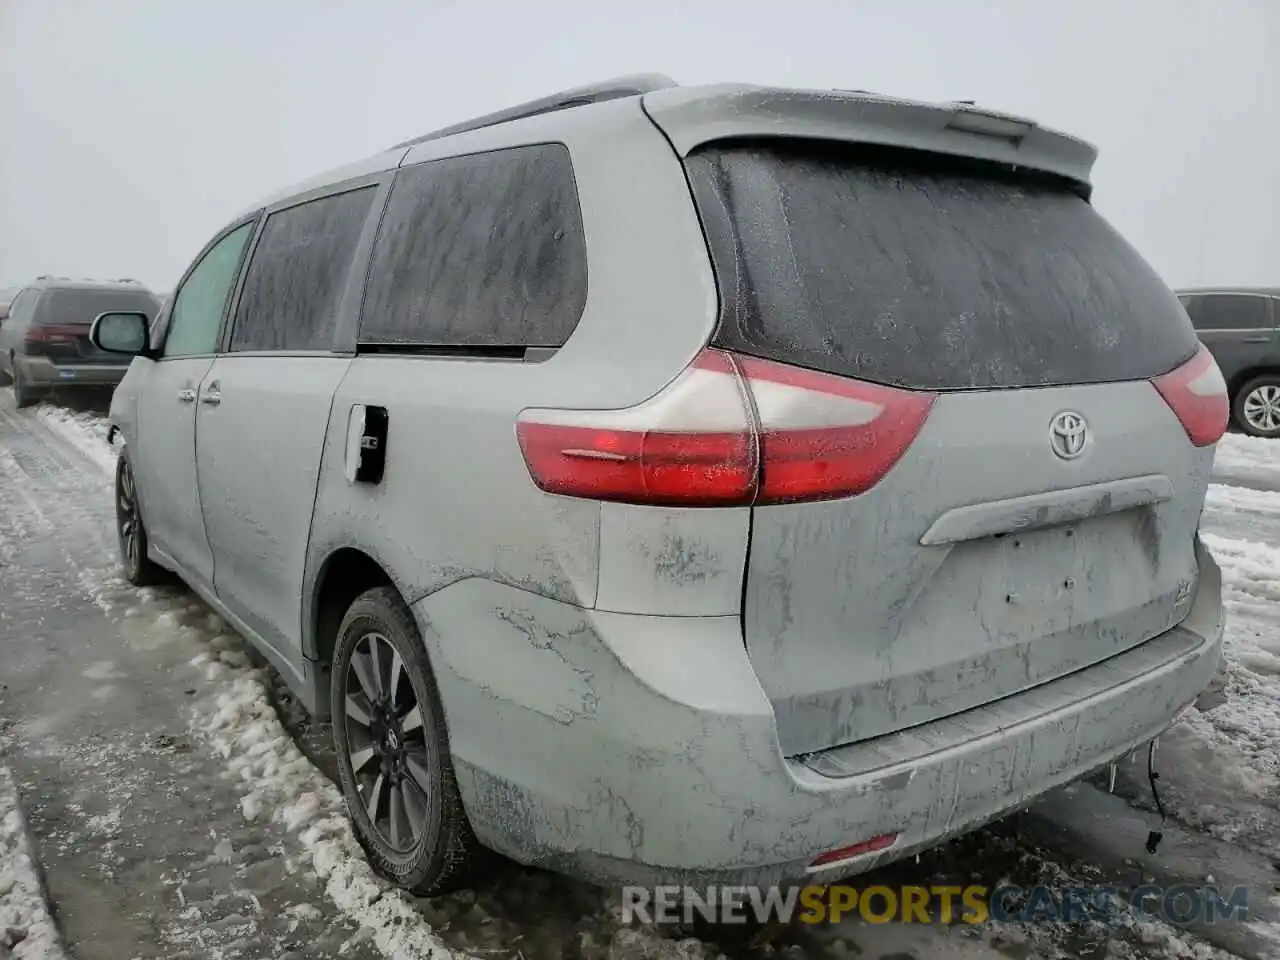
{"left": 24, "top": 325, "right": 78, "bottom": 346}
{"left": 1150, "top": 345, "right": 1229, "bottom": 447}
{"left": 515, "top": 348, "right": 936, "bottom": 507}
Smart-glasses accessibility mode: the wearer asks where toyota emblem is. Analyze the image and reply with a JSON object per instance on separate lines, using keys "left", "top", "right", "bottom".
{"left": 1049, "top": 411, "right": 1088, "bottom": 460}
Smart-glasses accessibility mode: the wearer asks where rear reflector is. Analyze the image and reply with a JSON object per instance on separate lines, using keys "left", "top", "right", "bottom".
{"left": 515, "top": 349, "right": 936, "bottom": 507}
{"left": 809, "top": 833, "right": 898, "bottom": 868}
{"left": 1150, "top": 346, "right": 1228, "bottom": 447}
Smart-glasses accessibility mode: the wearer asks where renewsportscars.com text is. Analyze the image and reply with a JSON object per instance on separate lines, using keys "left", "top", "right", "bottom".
{"left": 621, "top": 884, "right": 1251, "bottom": 926}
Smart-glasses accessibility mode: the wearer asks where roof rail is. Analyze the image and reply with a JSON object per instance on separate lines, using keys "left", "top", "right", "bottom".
{"left": 390, "top": 73, "right": 677, "bottom": 150}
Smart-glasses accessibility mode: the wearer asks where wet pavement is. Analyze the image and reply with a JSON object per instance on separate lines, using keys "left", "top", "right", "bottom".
{"left": 1, "top": 387, "right": 1277, "bottom": 959}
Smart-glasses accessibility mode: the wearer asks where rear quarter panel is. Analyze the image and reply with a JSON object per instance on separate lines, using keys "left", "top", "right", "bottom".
{"left": 301, "top": 98, "right": 722, "bottom": 657}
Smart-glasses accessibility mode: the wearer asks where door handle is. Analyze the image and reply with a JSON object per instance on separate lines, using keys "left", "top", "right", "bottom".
{"left": 177, "top": 388, "right": 196, "bottom": 403}
{"left": 201, "top": 390, "right": 221, "bottom": 406}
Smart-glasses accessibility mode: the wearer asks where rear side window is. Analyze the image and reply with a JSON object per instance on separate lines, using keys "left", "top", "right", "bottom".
{"left": 360, "top": 143, "right": 587, "bottom": 348}
{"left": 1191, "top": 294, "right": 1271, "bottom": 331}
{"left": 231, "top": 186, "right": 377, "bottom": 352}
{"left": 36, "top": 288, "right": 160, "bottom": 327}
{"left": 687, "top": 140, "right": 1200, "bottom": 390}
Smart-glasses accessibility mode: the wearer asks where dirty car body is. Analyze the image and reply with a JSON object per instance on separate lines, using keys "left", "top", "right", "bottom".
{"left": 102, "top": 78, "right": 1227, "bottom": 890}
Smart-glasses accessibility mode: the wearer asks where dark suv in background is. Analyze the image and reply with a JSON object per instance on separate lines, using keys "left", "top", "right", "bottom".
{"left": 0, "top": 277, "right": 162, "bottom": 408}
{"left": 1177, "top": 287, "right": 1280, "bottom": 438}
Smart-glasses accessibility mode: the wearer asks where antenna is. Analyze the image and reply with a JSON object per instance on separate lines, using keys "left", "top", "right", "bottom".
{"left": 390, "top": 74, "right": 677, "bottom": 150}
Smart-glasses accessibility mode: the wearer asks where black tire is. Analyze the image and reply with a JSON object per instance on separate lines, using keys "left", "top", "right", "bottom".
{"left": 331, "top": 586, "right": 485, "bottom": 895}
{"left": 12, "top": 363, "right": 40, "bottom": 409}
{"left": 1233, "top": 374, "right": 1280, "bottom": 439}
{"left": 115, "top": 451, "right": 163, "bottom": 585}
{"left": 0, "top": 356, "right": 12, "bottom": 388}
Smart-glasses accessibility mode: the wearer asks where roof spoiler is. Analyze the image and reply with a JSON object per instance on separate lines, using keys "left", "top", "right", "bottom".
{"left": 389, "top": 73, "right": 678, "bottom": 149}
{"left": 642, "top": 85, "right": 1097, "bottom": 191}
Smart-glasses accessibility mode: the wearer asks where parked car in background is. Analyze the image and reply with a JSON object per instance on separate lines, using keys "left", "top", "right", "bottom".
{"left": 92, "top": 76, "right": 1227, "bottom": 896}
{"left": 0, "top": 277, "right": 162, "bottom": 407}
{"left": 1177, "top": 287, "right": 1280, "bottom": 438}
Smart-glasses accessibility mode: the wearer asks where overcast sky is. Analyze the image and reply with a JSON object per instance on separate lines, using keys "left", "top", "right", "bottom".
{"left": 1, "top": 0, "right": 1275, "bottom": 294}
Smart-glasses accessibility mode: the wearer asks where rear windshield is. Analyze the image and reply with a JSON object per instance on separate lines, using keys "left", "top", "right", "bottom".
{"left": 686, "top": 141, "right": 1199, "bottom": 390}
{"left": 36, "top": 288, "right": 160, "bottom": 327}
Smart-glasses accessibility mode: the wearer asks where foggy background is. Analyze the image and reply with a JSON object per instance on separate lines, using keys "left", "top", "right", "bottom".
{"left": 0, "top": 0, "right": 1275, "bottom": 295}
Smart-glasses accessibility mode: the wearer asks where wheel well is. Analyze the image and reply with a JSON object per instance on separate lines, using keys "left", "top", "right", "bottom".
{"left": 312, "top": 548, "right": 395, "bottom": 670}
{"left": 1228, "top": 366, "right": 1280, "bottom": 400}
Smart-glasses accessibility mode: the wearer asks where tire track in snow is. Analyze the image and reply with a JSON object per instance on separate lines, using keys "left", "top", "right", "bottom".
{"left": 0, "top": 396, "right": 386, "bottom": 960}
{"left": 3, "top": 403, "right": 459, "bottom": 960}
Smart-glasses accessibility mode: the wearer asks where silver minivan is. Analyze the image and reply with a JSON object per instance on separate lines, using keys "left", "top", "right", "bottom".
{"left": 92, "top": 75, "right": 1228, "bottom": 895}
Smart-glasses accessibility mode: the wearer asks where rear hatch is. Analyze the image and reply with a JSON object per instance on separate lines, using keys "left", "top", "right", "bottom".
{"left": 30, "top": 287, "right": 159, "bottom": 364}
{"left": 683, "top": 139, "right": 1222, "bottom": 756}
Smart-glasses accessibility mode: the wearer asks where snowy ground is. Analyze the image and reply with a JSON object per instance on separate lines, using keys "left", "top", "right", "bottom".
{"left": 0, "top": 765, "right": 65, "bottom": 960}
{"left": 1103, "top": 449, "right": 1280, "bottom": 866}
{"left": 3, "top": 393, "right": 1280, "bottom": 960}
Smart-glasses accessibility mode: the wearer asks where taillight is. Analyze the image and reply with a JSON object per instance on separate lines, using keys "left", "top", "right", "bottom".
{"left": 515, "top": 349, "right": 936, "bottom": 506}
{"left": 735, "top": 356, "right": 937, "bottom": 504}
{"left": 1150, "top": 346, "right": 1228, "bottom": 447}
{"left": 514, "top": 351, "right": 757, "bottom": 507}
{"left": 24, "top": 326, "right": 77, "bottom": 346}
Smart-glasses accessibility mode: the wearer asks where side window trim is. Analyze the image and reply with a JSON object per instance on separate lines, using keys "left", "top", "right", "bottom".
{"left": 160, "top": 214, "right": 261, "bottom": 361}
{"left": 219, "top": 173, "right": 393, "bottom": 357}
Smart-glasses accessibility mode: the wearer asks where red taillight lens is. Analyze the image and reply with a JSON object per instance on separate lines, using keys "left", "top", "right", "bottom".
{"left": 512, "top": 425, "right": 756, "bottom": 506}
{"left": 809, "top": 832, "right": 899, "bottom": 868}
{"left": 515, "top": 350, "right": 757, "bottom": 506}
{"left": 24, "top": 325, "right": 78, "bottom": 345}
{"left": 735, "top": 356, "right": 936, "bottom": 505}
{"left": 1150, "top": 346, "right": 1229, "bottom": 447}
{"left": 515, "top": 349, "right": 936, "bottom": 506}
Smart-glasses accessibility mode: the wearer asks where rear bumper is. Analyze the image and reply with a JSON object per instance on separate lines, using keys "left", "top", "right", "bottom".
{"left": 425, "top": 540, "right": 1224, "bottom": 887}
{"left": 15, "top": 355, "right": 130, "bottom": 387}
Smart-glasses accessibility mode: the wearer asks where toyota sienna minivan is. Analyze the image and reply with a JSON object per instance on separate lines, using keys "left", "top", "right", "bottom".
{"left": 91, "top": 75, "right": 1228, "bottom": 894}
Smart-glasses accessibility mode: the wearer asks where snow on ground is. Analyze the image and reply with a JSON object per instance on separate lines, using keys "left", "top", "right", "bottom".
{"left": 194, "top": 642, "right": 459, "bottom": 959}
{"left": 1215, "top": 433, "right": 1280, "bottom": 480}
{"left": 0, "top": 765, "right": 67, "bottom": 960}
{"left": 20, "top": 403, "right": 1280, "bottom": 959}
{"left": 1202, "top": 483, "right": 1280, "bottom": 544}
{"left": 1114, "top": 438, "right": 1280, "bottom": 855}
{"left": 1141, "top": 532, "right": 1280, "bottom": 853}
{"left": 31, "top": 405, "right": 117, "bottom": 478}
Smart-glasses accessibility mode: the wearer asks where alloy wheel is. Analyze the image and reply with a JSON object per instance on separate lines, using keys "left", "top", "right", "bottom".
{"left": 343, "top": 632, "right": 431, "bottom": 852}
{"left": 1243, "top": 384, "right": 1280, "bottom": 434}
{"left": 117, "top": 458, "right": 140, "bottom": 570}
